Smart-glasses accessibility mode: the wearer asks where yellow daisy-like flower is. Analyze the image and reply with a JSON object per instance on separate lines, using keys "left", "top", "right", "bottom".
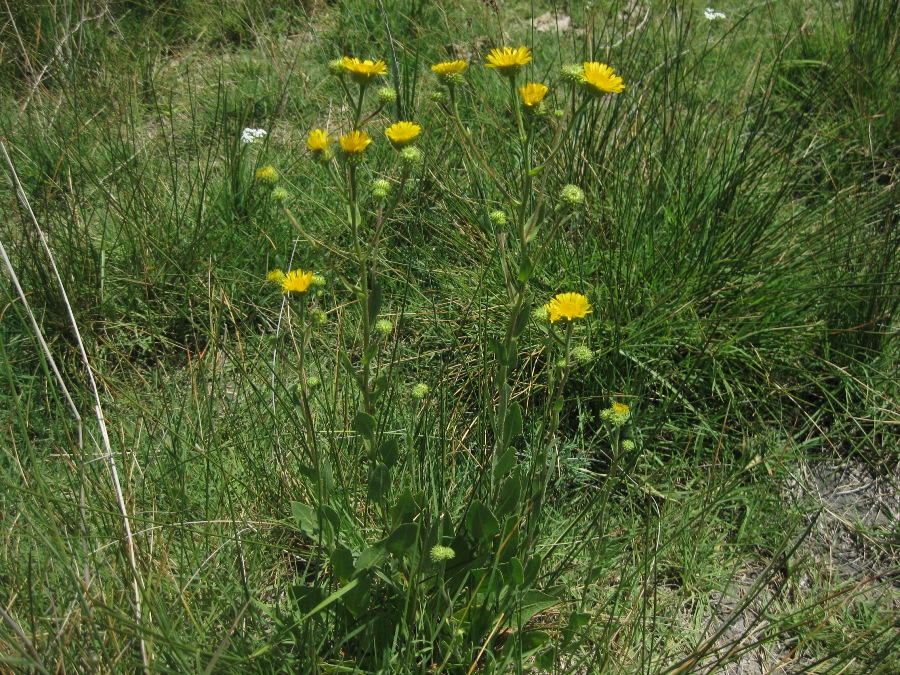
{"left": 385, "top": 121, "right": 421, "bottom": 147}
{"left": 341, "top": 56, "right": 388, "bottom": 85}
{"left": 612, "top": 402, "right": 630, "bottom": 415}
{"left": 255, "top": 165, "right": 278, "bottom": 184}
{"left": 485, "top": 46, "right": 532, "bottom": 76}
{"left": 282, "top": 268, "right": 315, "bottom": 294}
{"left": 544, "top": 292, "right": 592, "bottom": 323}
{"left": 306, "top": 128, "right": 333, "bottom": 153}
{"left": 267, "top": 269, "right": 284, "bottom": 284}
{"left": 581, "top": 62, "right": 625, "bottom": 95}
{"left": 519, "top": 82, "right": 549, "bottom": 107}
{"left": 431, "top": 59, "right": 467, "bottom": 76}
{"left": 339, "top": 130, "right": 372, "bottom": 154}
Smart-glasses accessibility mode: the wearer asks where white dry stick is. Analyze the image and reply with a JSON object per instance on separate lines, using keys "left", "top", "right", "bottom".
{"left": 1, "top": 139, "right": 150, "bottom": 673}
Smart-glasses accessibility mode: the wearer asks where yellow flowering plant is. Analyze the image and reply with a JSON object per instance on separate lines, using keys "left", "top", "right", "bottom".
{"left": 270, "top": 47, "right": 631, "bottom": 669}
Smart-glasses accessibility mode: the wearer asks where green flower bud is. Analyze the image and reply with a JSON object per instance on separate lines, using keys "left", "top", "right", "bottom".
{"left": 430, "top": 545, "right": 456, "bottom": 563}
{"left": 377, "top": 87, "right": 397, "bottom": 104}
{"left": 375, "top": 318, "right": 393, "bottom": 336}
{"left": 561, "top": 64, "right": 583, "bottom": 84}
{"left": 328, "top": 58, "right": 346, "bottom": 77}
{"left": 489, "top": 210, "right": 508, "bottom": 227}
{"left": 312, "top": 274, "right": 326, "bottom": 287}
{"left": 306, "top": 375, "right": 321, "bottom": 389}
{"left": 399, "top": 146, "right": 422, "bottom": 166}
{"left": 371, "top": 178, "right": 392, "bottom": 199}
{"left": 621, "top": 439, "right": 636, "bottom": 452}
{"left": 531, "top": 306, "right": 549, "bottom": 323}
{"left": 271, "top": 186, "right": 289, "bottom": 202}
{"left": 571, "top": 345, "right": 594, "bottom": 364}
{"left": 411, "top": 383, "right": 430, "bottom": 400}
{"left": 560, "top": 184, "right": 585, "bottom": 206}
{"left": 429, "top": 90, "right": 446, "bottom": 102}
{"left": 310, "top": 308, "right": 328, "bottom": 327}
{"left": 446, "top": 72, "right": 466, "bottom": 87}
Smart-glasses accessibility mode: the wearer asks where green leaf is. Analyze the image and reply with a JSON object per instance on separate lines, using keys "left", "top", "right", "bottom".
{"left": 496, "top": 470, "right": 521, "bottom": 517}
{"left": 487, "top": 337, "right": 506, "bottom": 365}
{"left": 562, "top": 611, "right": 592, "bottom": 645}
{"left": 371, "top": 374, "right": 389, "bottom": 403}
{"left": 378, "top": 438, "right": 400, "bottom": 469}
{"left": 330, "top": 546, "right": 354, "bottom": 582}
{"left": 341, "top": 573, "right": 371, "bottom": 616}
{"left": 319, "top": 504, "right": 340, "bottom": 540}
{"left": 502, "top": 401, "right": 523, "bottom": 447}
{"left": 384, "top": 522, "right": 419, "bottom": 554}
{"left": 493, "top": 447, "right": 516, "bottom": 483}
{"left": 523, "top": 556, "right": 541, "bottom": 587}
{"left": 507, "top": 339, "right": 518, "bottom": 370}
{"left": 320, "top": 460, "right": 333, "bottom": 500}
{"left": 497, "top": 516, "right": 519, "bottom": 564}
{"left": 509, "top": 557, "right": 524, "bottom": 586}
{"left": 354, "top": 411, "right": 377, "bottom": 443}
{"left": 367, "top": 279, "right": 382, "bottom": 323}
{"left": 363, "top": 343, "right": 378, "bottom": 365}
{"left": 291, "top": 502, "right": 317, "bottom": 538}
{"left": 355, "top": 545, "right": 387, "bottom": 571}
{"left": 508, "top": 590, "right": 558, "bottom": 627}
{"left": 512, "top": 299, "right": 532, "bottom": 337}
{"left": 368, "top": 462, "right": 391, "bottom": 504}
{"left": 390, "top": 489, "right": 420, "bottom": 526}
{"left": 518, "top": 258, "right": 534, "bottom": 284}
{"left": 466, "top": 500, "right": 500, "bottom": 544}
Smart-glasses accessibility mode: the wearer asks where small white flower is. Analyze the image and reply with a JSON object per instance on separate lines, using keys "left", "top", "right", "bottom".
{"left": 241, "top": 127, "right": 268, "bottom": 144}
{"left": 704, "top": 8, "right": 727, "bottom": 20}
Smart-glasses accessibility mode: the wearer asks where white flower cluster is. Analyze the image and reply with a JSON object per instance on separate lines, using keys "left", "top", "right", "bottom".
{"left": 241, "top": 127, "right": 268, "bottom": 144}
{"left": 704, "top": 7, "right": 727, "bottom": 20}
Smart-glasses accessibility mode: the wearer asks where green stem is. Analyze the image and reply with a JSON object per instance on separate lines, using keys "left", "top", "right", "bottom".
{"left": 348, "top": 164, "right": 373, "bottom": 414}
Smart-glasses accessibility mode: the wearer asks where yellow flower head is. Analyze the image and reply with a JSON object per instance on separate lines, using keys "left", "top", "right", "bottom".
{"left": 340, "top": 130, "right": 373, "bottom": 154}
{"left": 581, "top": 62, "right": 625, "bottom": 95}
{"left": 431, "top": 59, "right": 467, "bottom": 76}
{"left": 519, "top": 82, "right": 549, "bottom": 107}
{"left": 306, "top": 128, "right": 333, "bottom": 153}
{"left": 282, "top": 268, "right": 315, "bottom": 294}
{"left": 267, "top": 269, "right": 285, "bottom": 284}
{"left": 544, "top": 292, "right": 592, "bottom": 323}
{"left": 612, "top": 402, "right": 630, "bottom": 415}
{"left": 341, "top": 56, "right": 388, "bottom": 85}
{"left": 385, "top": 121, "right": 422, "bottom": 147}
{"left": 255, "top": 165, "right": 279, "bottom": 184}
{"left": 485, "top": 46, "right": 532, "bottom": 76}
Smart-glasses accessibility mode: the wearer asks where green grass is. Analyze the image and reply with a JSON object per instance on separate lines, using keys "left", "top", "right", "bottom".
{"left": 1, "top": 0, "right": 898, "bottom": 672}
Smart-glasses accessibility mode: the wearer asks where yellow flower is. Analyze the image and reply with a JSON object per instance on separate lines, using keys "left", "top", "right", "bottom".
{"left": 341, "top": 56, "right": 387, "bottom": 84}
{"left": 431, "top": 59, "right": 467, "bottom": 76}
{"left": 306, "top": 128, "right": 333, "bottom": 153}
{"left": 282, "top": 269, "right": 315, "bottom": 294}
{"left": 339, "top": 130, "right": 372, "bottom": 154}
{"left": 519, "top": 82, "right": 548, "bottom": 107}
{"left": 581, "top": 62, "right": 625, "bottom": 95}
{"left": 544, "top": 292, "right": 592, "bottom": 323}
{"left": 255, "top": 165, "right": 278, "bottom": 184}
{"left": 385, "top": 121, "right": 421, "bottom": 147}
{"left": 612, "top": 402, "right": 630, "bottom": 415}
{"left": 267, "top": 269, "right": 284, "bottom": 284}
{"left": 485, "top": 46, "right": 532, "bottom": 76}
